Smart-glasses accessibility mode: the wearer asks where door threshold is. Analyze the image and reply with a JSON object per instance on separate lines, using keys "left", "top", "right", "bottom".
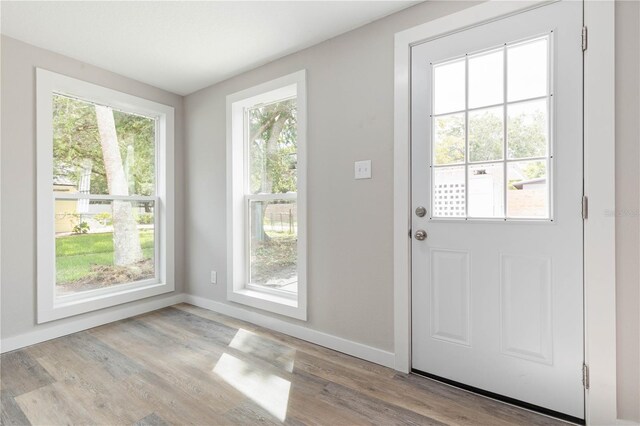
{"left": 411, "top": 369, "right": 585, "bottom": 425}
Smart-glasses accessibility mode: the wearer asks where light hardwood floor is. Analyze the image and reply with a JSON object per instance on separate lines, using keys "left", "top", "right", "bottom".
{"left": 1, "top": 304, "right": 567, "bottom": 425}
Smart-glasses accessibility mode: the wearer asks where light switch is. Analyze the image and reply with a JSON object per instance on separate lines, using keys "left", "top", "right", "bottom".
{"left": 354, "top": 160, "right": 372, "bottom": 179}
{"left": 210, "top": 271, "right": 217, "bottom": 284}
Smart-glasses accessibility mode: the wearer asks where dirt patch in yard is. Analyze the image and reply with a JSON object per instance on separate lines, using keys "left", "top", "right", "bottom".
{"left": 56, "top": 258, "right": 154, "bottom": 295}
{"left": 251, "top": 235, "right": 297, "bottom": 287}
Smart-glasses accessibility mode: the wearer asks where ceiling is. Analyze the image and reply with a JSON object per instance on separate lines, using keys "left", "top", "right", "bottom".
{"left": 1, "top": 1, "right": 418, "bottom": 95}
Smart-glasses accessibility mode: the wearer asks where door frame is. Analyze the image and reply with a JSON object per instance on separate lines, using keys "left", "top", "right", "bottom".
{"left": 393, "top": 1, "right": 618, "bottom": 424}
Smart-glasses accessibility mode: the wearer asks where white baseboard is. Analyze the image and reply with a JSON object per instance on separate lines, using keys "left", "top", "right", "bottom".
{"left": 1, "top": 292, "right": 396, "bottom": 370}
{"left": 183, "top": 294, "right": 396, "bottom": 369}
{"left": 0, "top": 293, "right": 186, "bottom": 353}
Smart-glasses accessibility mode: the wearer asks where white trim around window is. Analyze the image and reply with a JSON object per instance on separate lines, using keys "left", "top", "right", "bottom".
{"left": 36, "top": 69, "right": 175, "bottom": 323}
{"left": 226, "top": 70, "right": 307, "bottom": 321}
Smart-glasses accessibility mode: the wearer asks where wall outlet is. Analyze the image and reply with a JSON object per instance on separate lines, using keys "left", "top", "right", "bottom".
{"left": 210, "top": 270, "right": 217, "bottom": 284}
{"left": 354, "top": 160, "right": 372, "bottom": 179}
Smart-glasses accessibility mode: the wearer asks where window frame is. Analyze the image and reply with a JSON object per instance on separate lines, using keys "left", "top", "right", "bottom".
{"left": 226, "top": 70, "right": 307, "bottom": 320}
{"left": 36, "top": 69, "right": 175, "bottom": 323}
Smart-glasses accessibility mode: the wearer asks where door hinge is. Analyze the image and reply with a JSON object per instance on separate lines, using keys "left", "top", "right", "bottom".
{"left": 582, "top": 195, "right": 588, "bottom": 220}
{"left": 583, "top": 363, "right": 590, "bottom": 389}
{"left": 582, "top": 26, "right": 588, "bottom": 51}
{"left": 408, "top": 228, "right": 412, "bottom": 238}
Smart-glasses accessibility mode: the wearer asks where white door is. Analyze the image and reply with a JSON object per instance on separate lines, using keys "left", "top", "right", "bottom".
{"left": 411, "top": 1, "right": 584, "bottom": 420}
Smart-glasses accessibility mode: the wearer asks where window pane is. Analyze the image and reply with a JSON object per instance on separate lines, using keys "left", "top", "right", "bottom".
{"left": 468, "top": 106, "right": 504, "bottom": 162}
{"left": 468, "top": 163, "right": 504, "bottom": 218}
{"left": 433, "top": 59, "right": 465, "bottom": 115}
{"left": 55, "top": 199, "right": 155, "bottom": 296}
{"left": 53, "top": 94, "right": 156, "bottom": 196}
{"left": 507, "top": 99, "right": 548, "bottom": 159}
{"left": 468, "top": 49, "right": 504, "bottom": 109}
{"left": 433, "top": 113, "right": 465, "bottom": 165}
{"left": 507, "top": 37, "right": 548, "bottom": 102}
{"left": 433, "top": 166, "right": 465, "bottom": 217}
{"left": 249, "top": 199, "right": 297, "bottom": 293}
{"left": 507, "top": 160, "right": 548, "bottom": 218}
{"left": 248, "top": 99, "right": 297, "bottom": 195}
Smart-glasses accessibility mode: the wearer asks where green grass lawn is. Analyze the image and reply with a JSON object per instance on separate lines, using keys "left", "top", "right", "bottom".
{"left": 56, "top": 231, "right": 154, "bottom": 284}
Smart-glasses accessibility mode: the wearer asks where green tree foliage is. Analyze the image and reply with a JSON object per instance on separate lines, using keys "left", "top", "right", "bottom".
{"left": 246, "top": 99, "right": 297, "bottom": 244}
{"left": 53, "top": 95, "right": 155, "bottom": 196}
{"left": 114, "top": 110, "right": 155, "bottom": 196}
{"left": 435, "top": 106, "right": 547, "bottom": 180}
{"left": 248, "top": 99, "right": 297, "bottom": 194}
{"left": 469, "top": 110, "right": 503, "bottom": 162}
{"left": 434, "top": 114, "right": 464, "bottom": 165}
{"left": 507, "top": 109, "right": 547, "bottom": 161}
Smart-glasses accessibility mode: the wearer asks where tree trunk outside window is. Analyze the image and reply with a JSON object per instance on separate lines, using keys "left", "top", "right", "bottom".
{"left": 95, "top": 105, "right": 143, "bottom": 266}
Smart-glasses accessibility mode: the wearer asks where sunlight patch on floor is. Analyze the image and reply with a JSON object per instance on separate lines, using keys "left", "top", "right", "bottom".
{"left": 213, "top": 352, "right": 291, "bottom": 421}
{"left": 228, "top": 328, "right": 295, "bottom": 373}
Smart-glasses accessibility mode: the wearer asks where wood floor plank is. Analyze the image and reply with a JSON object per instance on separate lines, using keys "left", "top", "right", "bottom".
{"left": 121, "top": 370, "right": 230, "bottom": 425}
{"left": 223, "top": 327, "right": 297, "bottom": 372}
{"left": 1, "top": 390, "right": 31, "bottom": 426}
{"left": 172, "top": 303, "right": 261, "bottom": 332}
{"left": 15, "top": 382, "right": 98, "bottom": 426}
{"left": 0, "top": 350, "right": 55, "bottom": 397}
{"left": 62, "top": 332, "right": 145, "bottom": 379}
{"left": 284, "top": 370, "right": 379, "bottom": 426}
{"left": 34, "top": 348, "right": 152, "bottom": 425}
{"left": 222, "top": 400, "right": 285, "bottom": 426}
{"left": 133, "top": 413, "right": 170, "bottom": 426}
{"left": 1, "top": 304, "right": 571, "bottom": 426}
{"left": 155, "top": 307, "right": 238, "bottom": 344}
{"left": 318, "top": 381, "right": 446, "bottom": 426}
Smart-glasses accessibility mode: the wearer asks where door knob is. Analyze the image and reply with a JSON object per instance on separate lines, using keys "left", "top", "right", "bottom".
{"left": 414, "top": 229, "right": 427, "bottom": 241}
{"left": 415, "top": 206, "right": 427, "bottom": 217}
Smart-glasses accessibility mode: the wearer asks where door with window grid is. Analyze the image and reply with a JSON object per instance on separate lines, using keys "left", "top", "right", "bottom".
{"left": 410, "top": 1, "right": 584, "bottom": 419}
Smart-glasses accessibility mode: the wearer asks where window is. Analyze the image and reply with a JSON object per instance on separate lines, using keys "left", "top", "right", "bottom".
{"left": 430, "top": 35, "right": 552, "bottom": 220}
{"left": 227, "top": 71, "right": 307, "bottom": 320}
{"left": 37, "top": 69, "right": 174, "bottom": 322}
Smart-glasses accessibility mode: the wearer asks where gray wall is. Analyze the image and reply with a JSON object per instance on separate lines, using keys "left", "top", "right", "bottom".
{"left": 615, "top": 0, "right": 640, "bottom": 421}
{"left": 183, "top": 1, "right": 478, "bottom": 352}
{"left": 0, "top": 36, "right": 185, "bottom": 338}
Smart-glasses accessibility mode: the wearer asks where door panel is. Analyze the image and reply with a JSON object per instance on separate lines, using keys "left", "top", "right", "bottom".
{"left": 500, "top": 253, "right": 553, "bottom": 364}
{"left": 430, "top": 248, "right": 470, "bottom": 346}
{"left": 411, "top": 1, "right": 584, "bottom": 419}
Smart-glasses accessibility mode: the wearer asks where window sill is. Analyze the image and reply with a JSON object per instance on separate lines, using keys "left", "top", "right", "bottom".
{"left": 228, "top": 287, "right": 306, "bottom": 321}
{"left": 38, "top": 280, "right": 174, "bottom": 323}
